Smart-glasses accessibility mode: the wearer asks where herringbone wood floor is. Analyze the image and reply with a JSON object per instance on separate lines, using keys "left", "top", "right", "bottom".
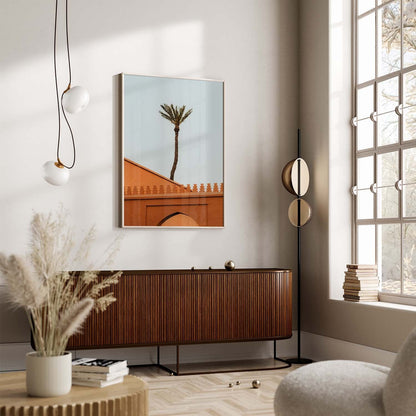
{"left": 131, "top": 360, "right": 300, "bottom": 416}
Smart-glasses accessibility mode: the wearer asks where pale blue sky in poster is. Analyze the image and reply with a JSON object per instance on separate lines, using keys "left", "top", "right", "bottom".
{"left": 123, "top": 74, "right": 223, "bottom": 186}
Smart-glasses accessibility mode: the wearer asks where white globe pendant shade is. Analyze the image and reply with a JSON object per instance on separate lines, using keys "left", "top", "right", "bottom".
{"left": 62, "top": 86, "right": 89, "bottom": 114}
{"left": 42, "top": 161, "right": 70, "bottom": 186}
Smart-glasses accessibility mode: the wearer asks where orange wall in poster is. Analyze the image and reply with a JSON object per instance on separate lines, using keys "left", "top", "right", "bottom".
{"left": 123, "top": 159, "right": 224, "bottom": 227}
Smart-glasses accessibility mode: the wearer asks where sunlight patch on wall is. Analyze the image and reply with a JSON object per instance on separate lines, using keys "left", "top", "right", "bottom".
{"left": 328, "top": 0, "right": 352, "bottom": 299}
{"left": 75, "top": 21, "right": 205, "bottom": 93}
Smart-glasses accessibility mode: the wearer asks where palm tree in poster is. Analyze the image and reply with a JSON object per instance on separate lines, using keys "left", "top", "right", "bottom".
{"left": 159, "top": 104, "right": 193, "bottom": 181}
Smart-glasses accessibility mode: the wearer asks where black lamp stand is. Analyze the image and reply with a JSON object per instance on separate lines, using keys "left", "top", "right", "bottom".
{"left": 286, "top": 129, "right": 313, "bottom": 365}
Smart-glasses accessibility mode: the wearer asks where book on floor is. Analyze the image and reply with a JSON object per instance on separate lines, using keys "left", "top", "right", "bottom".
{"left": 72, "top": 375, "right": 125, "bottom": 388}
{"left": 72, "top": 367, "right": 129, "bottom": 381}
{"left": 72, "top": 358, "right": 128, "bottom": 373}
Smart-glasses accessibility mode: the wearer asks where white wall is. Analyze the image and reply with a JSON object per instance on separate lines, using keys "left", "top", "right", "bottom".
{"left": 0, "top": 0, "right": 299, "bottom": 344}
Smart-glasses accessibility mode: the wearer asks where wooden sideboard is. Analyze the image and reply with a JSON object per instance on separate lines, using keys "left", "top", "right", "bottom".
{"left": 68, "top": 268, "right": 292, "bottom": 350}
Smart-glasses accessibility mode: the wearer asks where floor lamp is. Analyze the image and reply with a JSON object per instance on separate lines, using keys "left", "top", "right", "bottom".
{"left": 281, "top": 129, "right": 312, "bottom": 364}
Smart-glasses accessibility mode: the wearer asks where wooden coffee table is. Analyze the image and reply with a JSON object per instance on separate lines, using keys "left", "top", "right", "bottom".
{"left": 0, "top": 372, "right": 148, "bottom": 416}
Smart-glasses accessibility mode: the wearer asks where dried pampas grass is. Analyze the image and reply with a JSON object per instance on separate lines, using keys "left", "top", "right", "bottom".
{"left": 0, "top": 207, "right": 122, "bottom": 356}
{"left": 0, "top": 254, "right": 46, "bottom": 309}
{"left": 58, "top": 298, "right": 94, "bottom": 341}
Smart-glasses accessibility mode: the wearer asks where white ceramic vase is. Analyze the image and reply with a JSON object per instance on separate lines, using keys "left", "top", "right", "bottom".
{"left": 26, "top": 351, "right": 72, "bottom": 397}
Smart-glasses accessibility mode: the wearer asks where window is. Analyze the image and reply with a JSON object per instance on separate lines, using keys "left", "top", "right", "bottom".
{"left": 352, "top": 0, "right": 416, "bottom": 304}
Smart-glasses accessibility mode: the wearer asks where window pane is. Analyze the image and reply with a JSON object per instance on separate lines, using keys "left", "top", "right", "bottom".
{"left": 403, "top": 147, "right": 416, "bottom": 184}
{"left": 378, "top": 77, "right": 398, "bottom": 113}
{"left": 357, "top": 85, "right": 374, "bottom": 119}
{"left": 403, "top": 0, "right": 416, "bottom": 68}
{"left": 404, "top": 70, "right": 416, "bottom": 107}
{"left": 357, "top": 118, "right": 374, "bottom": 150}
{"left": 358, "top": 224, "right": 376, "bottom": 264}
{"left": 379, "top": 223, "right": 401, "bottom": 293}
{"left": 357, "top": 156, "right": 374, "bottom": 188}
{"left": 359, "top": 0, "right": 375, "bottom": 15}
{"left": 377, "top": 186, "right": 399, "bottom": 218}
{"left": 358, "top": 190, "right": 374, "bottom": 219}
{"left": 403, "top": 184, "right": 416, "bottom": 216}
{"left": 377, "top": 151, "right": 398, "bottom": 186}
{"left": 404, "top": 70, "right": 416, "bottom": 141}
{"left": 403, "top": 106, "right": 416, "bottom": 141}
{"left": 403, "top": 147, "right": 416, "bottom": 217}
{"left": 358, "top": 13, "right": 376, "bottom": 83}
{"left": 377, "top": 112, "right": 399, "bottom": 146}
{"left": 403, "top": 223, "right": 416, "bottom": 295}
{"left": 378, "top": 1, "right": 401, "bottom": 76}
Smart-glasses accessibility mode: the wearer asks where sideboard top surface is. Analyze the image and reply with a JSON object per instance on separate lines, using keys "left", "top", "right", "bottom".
{"left": 99, "top": 268, "right": 291, "bottom": 275}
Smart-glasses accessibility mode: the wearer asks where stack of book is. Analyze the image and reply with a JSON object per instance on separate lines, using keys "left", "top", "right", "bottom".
{"left": 343, "top": 264, "right": 379, "bottom": 302}
{"left": 71, "top": 358, "right": 129, "bottom": 387}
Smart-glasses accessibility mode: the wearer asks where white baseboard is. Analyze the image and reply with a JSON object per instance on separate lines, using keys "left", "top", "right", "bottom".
{"left": 0, "top": 331, "right": 396, "bottom": 372}
{"left": 0, "top": 336, "right": 297, "bottom": 372}
{"left": 0, "top": 343, "right": 33, "bottom": 372}
{"left": 74, "top": 336, "right": 298, "bottom": 366}
{"left": 302, "top": 331, "right": 396, "bottom": 367}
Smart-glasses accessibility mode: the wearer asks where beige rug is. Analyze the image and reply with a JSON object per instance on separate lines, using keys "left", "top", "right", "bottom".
{"left": 131, "top": 362, "right": 298, "bottom": 416}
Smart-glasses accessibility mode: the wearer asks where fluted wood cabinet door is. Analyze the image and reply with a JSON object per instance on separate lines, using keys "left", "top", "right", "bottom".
{"left": 68, "top": 269, "right": 292, "bottom": 349}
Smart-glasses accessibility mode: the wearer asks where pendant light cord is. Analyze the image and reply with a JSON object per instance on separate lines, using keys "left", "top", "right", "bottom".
{"left": 64, "top": 0, "right": 72, "bottom": 88}
{"left": 53, "top": 0, "right": 61, "bottom": 164}
{"left": 54, "top": 0, "right": 76, "bottom": 169}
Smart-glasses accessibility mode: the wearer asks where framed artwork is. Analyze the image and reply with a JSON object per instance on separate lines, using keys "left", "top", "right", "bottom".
{"left": 118, "top": 73, "right": 224, "bottom": 228}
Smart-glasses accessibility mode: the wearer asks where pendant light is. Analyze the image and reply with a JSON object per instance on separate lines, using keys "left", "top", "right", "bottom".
{"left": 42, "top": 0, "right": 89, "bottom": 186}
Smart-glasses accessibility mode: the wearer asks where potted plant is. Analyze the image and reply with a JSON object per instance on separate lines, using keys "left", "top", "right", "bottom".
{"left": 0, "top": 209, "right": 122, "bottom": 397}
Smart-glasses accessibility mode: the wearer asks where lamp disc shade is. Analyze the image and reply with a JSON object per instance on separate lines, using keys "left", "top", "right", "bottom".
{"left": 42, "top": 161, "right": 70, "bottom": 186}
{"left": 62, "top": 86, "right": 89, "bottom": 114}
{"left": 282, "top": 158, "right": 310, "bottom": 196}
{"left": 288, "top": 198, "right": 312, "bottom": 227}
